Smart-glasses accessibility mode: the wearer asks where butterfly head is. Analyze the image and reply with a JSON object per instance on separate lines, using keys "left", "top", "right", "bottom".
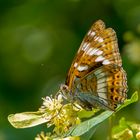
{"left": 60, "top": 84, "right": 69, "bottom": 94}
{"left": 58, "top": 84, "right": 73, "bottom": 101}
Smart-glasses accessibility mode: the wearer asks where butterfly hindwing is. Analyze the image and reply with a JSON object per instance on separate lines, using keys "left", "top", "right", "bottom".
{"left": 74, "top": 65, "right": 127, "bottom": 110}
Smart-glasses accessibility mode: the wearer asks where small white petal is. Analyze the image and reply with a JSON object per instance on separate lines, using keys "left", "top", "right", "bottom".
{"left": 57, "top": 94, "right": 63, "bottom": 101}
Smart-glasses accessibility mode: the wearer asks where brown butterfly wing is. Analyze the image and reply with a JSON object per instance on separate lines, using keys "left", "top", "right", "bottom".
{"left": 66, "top": 20, "right": 122, "bottom": 90}
{"left": 65, "top": 20, "right": 127, "bottom": 110}
{"left": 74, "top": 65, "right": 127, "bottom": 110}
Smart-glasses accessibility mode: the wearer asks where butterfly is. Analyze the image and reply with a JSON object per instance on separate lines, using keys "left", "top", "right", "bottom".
{"left": 59, "top": 20, "right": 128, "bottom": 111}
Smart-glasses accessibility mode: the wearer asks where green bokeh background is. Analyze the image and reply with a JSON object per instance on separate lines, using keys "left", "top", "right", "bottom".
{"left": 0, "top": 0, "right": 140, "bottom": 139}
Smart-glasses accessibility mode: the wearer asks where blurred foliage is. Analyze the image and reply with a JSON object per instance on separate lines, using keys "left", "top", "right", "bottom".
{"left": 0, "top": 0, "right": 140, "bottom": 140}
{"left": 112, "top": 117, "right": 140, "bottom": 140}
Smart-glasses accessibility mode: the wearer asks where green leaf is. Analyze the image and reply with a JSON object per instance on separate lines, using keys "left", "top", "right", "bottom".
{"left": 78, "top": 109, "right": 99, "bottom": 119}
{"left": 116, "top": 91, "right": 138, "bottom": 112}
{"left": 70, "top": 110, "right": 113, "bottom": 136}
{"left": 80, "top": 126, "right": 97, "bottom": 140}
{"left": 8, "top": 111, "right": 49, "bottom": 128}
{"left": 68, "top": 91, "right": 138, "bottom": 137}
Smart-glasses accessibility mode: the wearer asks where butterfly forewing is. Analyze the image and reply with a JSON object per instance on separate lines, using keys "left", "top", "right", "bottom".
{"left": 66, "top": 20, "right": 122, "bottom": 89}
{"left": 65, "top": 20, "right": 106, "bottom": 88}
{"left": 64, "top": 20, "right": 127, "bottom": 110}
